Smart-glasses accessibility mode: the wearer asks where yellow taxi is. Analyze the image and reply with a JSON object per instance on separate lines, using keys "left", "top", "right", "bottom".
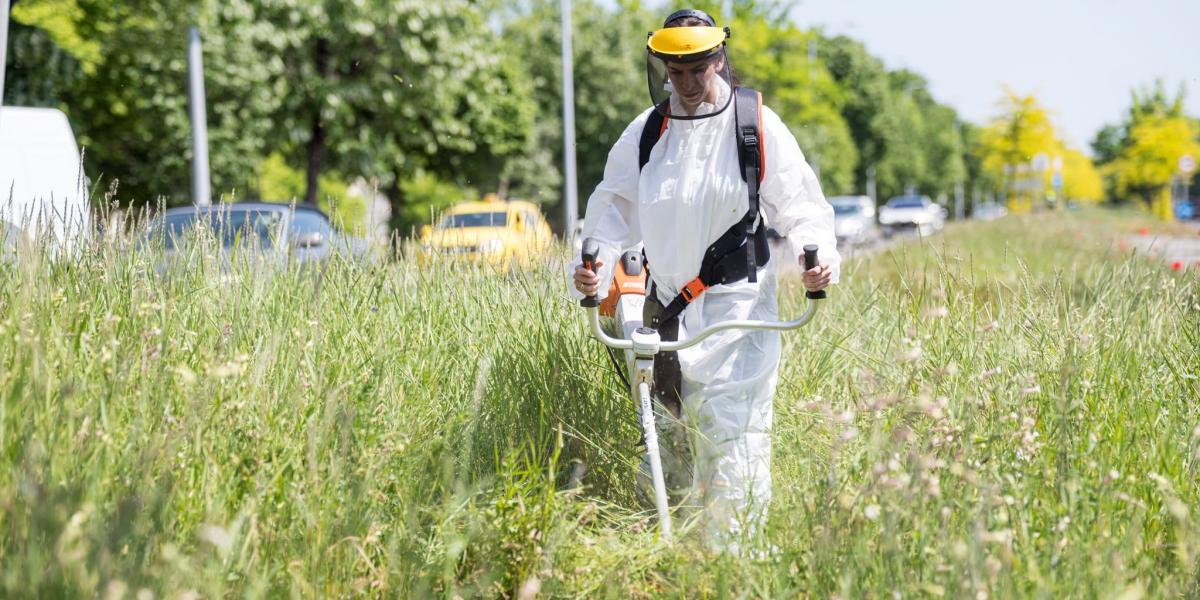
{"left": 419, "top": 194, "right": 554, "bottom": 269}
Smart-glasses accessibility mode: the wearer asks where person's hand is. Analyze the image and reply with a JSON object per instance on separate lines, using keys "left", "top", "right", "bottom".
{"left": 573, "top": 259, "right": 605, "bottom": 296}
{"left": 802, "top": 260, "right": 831, "bottom": 292}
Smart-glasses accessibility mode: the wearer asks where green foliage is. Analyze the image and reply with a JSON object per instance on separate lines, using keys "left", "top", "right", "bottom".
{"left": 1094, "top": 80, "right": 1195, "bottom": 211}
{"left": 255, "top": 154, "right": 365, "bottom": 231}
{"left": 16, "top": 0, "right": 285, "bottom": 206}
{"left": 1092, "top": 81, "right": 1200, "bottom": 217}
{"left": 1, "top": 18, "right": 84, "bottom": 107}
{"left": 974, "top": 90, "right": 1102, "bottom": 210}
{"left": 498, "top": 0, "right": 653, "bottom": 219}
{"left": 821, "top": 36, "right": 967, "bottom": 202}
{"left": 395, "top": 170, "right": 474, "bottom": 234}
{"left": 1109, "top": 114, "right": 1200, "bottom": 218}
{"left": 255, "top": 0, "right": 535, "bottom": 228}
{"left": 9, "top": 0, "right": 100, "bottom": 70}
{"left": 725, "top": 15, "right": 857, "bottom": 195}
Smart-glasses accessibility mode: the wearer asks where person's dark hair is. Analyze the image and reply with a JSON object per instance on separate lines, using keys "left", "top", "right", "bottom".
{"left": 663, "top": 8, "right": 716, "bottom": 28}
{"left": 665, "top": 15, "right": 710, "bottom": 27}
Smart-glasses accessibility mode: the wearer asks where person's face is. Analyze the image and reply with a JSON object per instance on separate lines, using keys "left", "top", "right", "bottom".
{"left": 666, "top": 55, "right": 723, "bottom": 108}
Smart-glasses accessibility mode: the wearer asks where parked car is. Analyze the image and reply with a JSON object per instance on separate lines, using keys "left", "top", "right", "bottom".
{"left": 879, "top": 195, "right": 947, "bottom": 237}
{"left": 972, "top": 202, "right": 1009, "bottom": 221}
{"left": 828, "top": 195, "right": 878, "bottom": 247}
{"left": 419, "top": 195, "right": 553, "bottom": 270}
{"left": 143, "top": 202, "right": 369, "bottom": 270}
{"left": 0, "top": 107, "right": 90, "bottom": 253}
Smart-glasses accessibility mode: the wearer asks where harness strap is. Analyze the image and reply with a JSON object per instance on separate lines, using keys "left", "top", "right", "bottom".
{"left": 654, "top": 226, "right": 770, "bottom": 327}
{"left": 734, "top": 87, "right": 764, "bottom": 284}
{"left": 639, "top": 101, "right": 671, "bottom": 171}
{"left": 640, "top": 87, "right": 770, "bottom": 328}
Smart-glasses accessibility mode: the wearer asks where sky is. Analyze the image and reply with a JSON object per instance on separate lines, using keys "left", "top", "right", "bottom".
{"left": 789, "top": 0, "right": 1200, "bottom": 151}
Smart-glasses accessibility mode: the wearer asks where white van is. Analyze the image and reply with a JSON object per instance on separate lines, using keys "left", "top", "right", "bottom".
{"left": 0, "top": 107, "right": 91, "bottom": 251}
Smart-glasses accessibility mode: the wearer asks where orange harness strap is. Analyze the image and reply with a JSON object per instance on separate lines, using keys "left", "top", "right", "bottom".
{"left": 680, "top": 277, "right": 708, "bottom": 303}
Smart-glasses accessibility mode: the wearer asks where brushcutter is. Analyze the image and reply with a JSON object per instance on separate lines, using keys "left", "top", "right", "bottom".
{"left": 578, "top": 238, "right": 826, "bottom": 542}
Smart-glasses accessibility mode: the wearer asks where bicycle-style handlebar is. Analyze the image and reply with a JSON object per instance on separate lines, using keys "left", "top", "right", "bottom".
{"left": 578, "top": 237, "right": 825, "bottom": 353}
{"left": 580, "top": 238, "right": 600, "bottom": 308}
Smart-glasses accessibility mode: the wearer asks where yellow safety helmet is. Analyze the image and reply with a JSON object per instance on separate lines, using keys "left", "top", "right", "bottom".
{"left": 647, "top": 26, "right": 730, "bottom": 63}
{"left": 645, "top": 9, "right": 734, "bottom": 120}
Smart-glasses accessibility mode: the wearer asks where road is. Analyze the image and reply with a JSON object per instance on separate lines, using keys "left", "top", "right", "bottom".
{"left": 1125, "top": 222, "right": 1200, "bottom": 271}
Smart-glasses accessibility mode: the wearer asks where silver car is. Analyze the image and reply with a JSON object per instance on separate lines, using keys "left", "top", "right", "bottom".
{"left": 828, "top": 195, "right": 878, "bottom": 247}
{"left": 143, "top": 202, "right": 369, "bottom": 270}
{"left": 879, "top": 195, "right": 947, "bottom": 237}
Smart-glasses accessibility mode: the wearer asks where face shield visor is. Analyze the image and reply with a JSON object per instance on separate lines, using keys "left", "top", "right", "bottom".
{"left": 646, "top": 26, "right": 734, "bottom": 120}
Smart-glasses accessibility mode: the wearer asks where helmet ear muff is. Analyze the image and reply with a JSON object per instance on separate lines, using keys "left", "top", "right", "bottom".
{"left": 663, "top": 8, "right": 716, "bottom": 28}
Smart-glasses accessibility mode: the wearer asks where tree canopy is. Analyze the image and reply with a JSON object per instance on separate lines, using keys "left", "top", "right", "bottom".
{"left": 974, "top": 90, "right": 1102, "bottom": 211}
{"left": 11, "top": 0, "right": 1169, "bottom": 230}
{"left": 1091, "top": 81, "right": 1200, "bottom": 219}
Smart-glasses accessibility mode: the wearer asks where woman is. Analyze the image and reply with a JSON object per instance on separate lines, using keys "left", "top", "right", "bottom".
{"left": 571, "top": 8, "right": 838, "bottom": 551}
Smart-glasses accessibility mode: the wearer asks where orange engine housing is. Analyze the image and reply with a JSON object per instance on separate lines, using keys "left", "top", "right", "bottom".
{"left": 599, "top": 250, "right": 647, "bottom": 318}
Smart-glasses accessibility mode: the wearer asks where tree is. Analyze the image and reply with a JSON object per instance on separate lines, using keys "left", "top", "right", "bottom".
{"left": 820, "top": 36, "right": 966, "bottom": 203}
{"left": 9, "top": 0, "right": 285, "bottom": 207}
{"left": 1060, "top": 148, "right": 1103, "bottom": 203}
{"left": 254, "top": 0, "right": 535, "bottom": 232}
{"left": 3, "top": 0, "right": 85, "bottom": 107}
{"left": 725, "top": 13, "right": 857, "bottom": 195}
{"left": 1091, "top": 80, "right": 1199, "bottom": 217}
{"left": 498, "top": 0, "right": 651, "bottom": 229}
{"left": 1109, "top": 114, "right": 1200, "bottom": 220}
{"left": 976, "top": 90, "right": 1064, "bottom": 213}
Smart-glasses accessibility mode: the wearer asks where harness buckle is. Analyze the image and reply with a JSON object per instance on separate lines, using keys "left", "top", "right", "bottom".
{"left": 741, "top": 127, "right": 758, "bottom": 148}
{"left": 681, "top": 278, "right": 707, "bottom": 302}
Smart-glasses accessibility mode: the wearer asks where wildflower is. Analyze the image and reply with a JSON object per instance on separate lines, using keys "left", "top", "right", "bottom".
{"left": 1056, "top": 516, "right": 1071, "bottom": 532}
{"left": 104, "top": 581, "right": 128, "bottom": 600}
{"left": 934, "top": 362, "right": 959, "bottom": 378}
{"left": 897, "top": 342, "right": 923, "bottom": 363}
{"left": 199, "top": 524, "right": 232, "bottom": 553}
{"left": 980, "top": 529, "right": 1014, "bottom": 545}
{"left": 978, "top": 366, "right": 1002, "bottom": 382}
{"left": 864, "top": 504, "right": 881, "bottom": 521}
{"left": 517, "top": 576, "right": 542, "bottom": 599}
{"left": 1076, "top": 332, "right": 1093, "bottom": 348}
{"left": 926, "top": 475, "right": 942, "bottom": 498}
{"left": 1166, "top": 498, "right": 1188, "bottom": 521}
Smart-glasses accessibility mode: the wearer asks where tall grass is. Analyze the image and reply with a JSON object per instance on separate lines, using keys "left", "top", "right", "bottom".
{"left": 0, "top": 211, "right": 1197, "bottom": 597}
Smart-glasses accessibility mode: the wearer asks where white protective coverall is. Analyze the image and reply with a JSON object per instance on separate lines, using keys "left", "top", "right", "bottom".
{"left": 574, "top": 83, "right": 840, "bottom": 547}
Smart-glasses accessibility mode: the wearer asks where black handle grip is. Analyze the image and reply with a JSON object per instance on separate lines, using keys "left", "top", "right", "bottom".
{"left": 580, "top": 238, "right": 599, "bottom": 308}
{"left": 802, "top": 244, "right": 827, "bottom": 300}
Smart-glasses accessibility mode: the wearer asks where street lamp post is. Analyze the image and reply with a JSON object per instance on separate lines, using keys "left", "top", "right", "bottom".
{"left": 560, "top": 0, "right": 578, "bottom": 243}
{"left": 1, "top": 0, "right": 10, "bottom": 118}
{"left": 187, "top": 26, "right": 211, "bottom": 207}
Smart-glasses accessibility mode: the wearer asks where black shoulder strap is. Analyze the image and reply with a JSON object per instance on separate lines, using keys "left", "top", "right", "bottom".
{"left": 638, "top": 102, "right": 670, "bottom": 171}
{"left": 733, "top": 86, "right": 764, "bottom": 282}
{"left": 733, "top": 87, "right": 764, "bottom": 188}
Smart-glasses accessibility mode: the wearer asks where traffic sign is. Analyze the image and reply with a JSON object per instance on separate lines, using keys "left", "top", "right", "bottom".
{"left": 1181, "top": 154, "right": 1195, "bottom": 174}
{"left": 1031, "top": 153, "right": 1050, "bottom": 172}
